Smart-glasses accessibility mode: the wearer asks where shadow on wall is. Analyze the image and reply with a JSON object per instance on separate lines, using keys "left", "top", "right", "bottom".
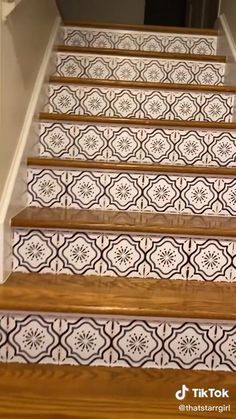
{"left": 56, "top": 0, "right": 145, "bottom": 24}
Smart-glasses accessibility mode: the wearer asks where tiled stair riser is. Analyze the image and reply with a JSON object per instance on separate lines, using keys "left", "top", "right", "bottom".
{"left": 27, "top": 167, "right": 236, "bottom": 217}
{"left": 39, "top": 122, "right": 236, "bottom": 167}
{"left": 0, "top": 312, "right": 235, "bottom": 371}
{"left": 56, "top": 52, "right": 225, "bottom": 85}
{"left": 12, "top": 229, "right": 236, "bottom": 282}
{"left": 46, "top": 83, "right": 234, "bottom": 122}
{"left": 62, "top": 27, "right": 217, "bottom": 55}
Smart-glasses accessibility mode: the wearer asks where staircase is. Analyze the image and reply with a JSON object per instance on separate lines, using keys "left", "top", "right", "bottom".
{"left": 1, "top": 20, "right": 236, "bottom": 377}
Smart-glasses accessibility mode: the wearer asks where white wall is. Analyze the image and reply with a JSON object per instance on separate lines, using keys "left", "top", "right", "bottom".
{"left": 57, "top": 0, "right": 145, "bottom": 24}
{"left": 219, "top": 0, "right": 236, "bottom": 42}
{"left": 0, "top": 0, "right": 59, "bottom": 202}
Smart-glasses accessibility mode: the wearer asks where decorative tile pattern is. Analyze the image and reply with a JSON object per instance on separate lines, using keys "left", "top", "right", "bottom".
{"left": 39, "top": 122, "right": 236, "bottom": 167}
{"left": 13, "top": 229, "right": 58, "bottom": 273}
{"left": 27, "top": 167, "right": 236, "bottom": 217}
{"left": 59, "top": 317, "right": 112, "bottom": 366}
{"left": 3, "top": 312, "right": 235, "bottom": 371}
{"left": 7, "top": 314, "right": 59, "bottom": 364}
{"left": 55, "top": 52, "right": 225, "bottom": 85}
{"left": 12, "top": 229, "right": 235, "bottom": 282}
{"left": 45, "top": 83, "right": 234, "bottom": 122}
{"left": 62, "top": 27, "right": 217, "bottom": 55}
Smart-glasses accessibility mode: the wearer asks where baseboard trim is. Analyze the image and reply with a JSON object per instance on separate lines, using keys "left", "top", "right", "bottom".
{"left": 0, "top": 16, "right": 61, "bottom": 283}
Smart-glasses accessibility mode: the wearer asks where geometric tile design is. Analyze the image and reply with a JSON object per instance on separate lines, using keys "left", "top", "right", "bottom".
{"left": 1, "top": 313, "right": 235, "bottom": 371}
{"left": 62, "top": 27, "right": 217, "bottom": 55}
{"left": 39, "top": 122, "right": 236, "bottom": 167}
{"left": 55, "top": 52, "right": 225, "bottom": 85}
{"left": 12, "top": 229, "right": 236, "bottom": 281}
{"left": 28, "top": 167, "right": 236, "bottom": 216}
{"left": 45, "top": 83, "right": 234, "bottom": 122}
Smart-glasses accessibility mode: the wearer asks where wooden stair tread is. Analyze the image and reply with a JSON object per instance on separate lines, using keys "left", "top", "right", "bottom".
{"left": 11, "top": 207, "right": 236, "bottom": 237}
{"left": 3, "top": 272, "right": 236, "bottom": 320}
{"left": 0, "top": 364, "right": 235, "bottom": 419}
{"left": 39, "top": 112, "right": 236, "bottom": 129}
{"left": 50, "top": 75, "right": 236, "bottom": 93}
{"left": 28, "top": 157, "right": 236, "bottom": 176}
{"left": 57, "top": 45, "right": 226, "bottom": 62}
{"left": 63, "top": 20, "right": 218, "bottom": 36}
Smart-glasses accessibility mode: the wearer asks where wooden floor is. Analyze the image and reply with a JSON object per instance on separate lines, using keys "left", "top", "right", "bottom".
{"left": 0, "top": 364, "right": 235, "bottom": 418}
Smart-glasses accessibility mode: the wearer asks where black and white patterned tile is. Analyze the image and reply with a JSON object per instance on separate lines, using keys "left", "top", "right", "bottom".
{"left": 101, "top": 234, "right": 146, "bottom": 277}
{"left": 145, "top": 236, "right": 190, "bottom": 280}
{"left": 110, "top": 320, "right": 163, "bottom": 368}
{"left": 162, "top": 322, "right": 216, "bottom": 370}
{"left": 188, "top": 238, "right": 234, "bottom": 282}
{"left": 0, "top": 315, "right": 8, "bottom": 363}
{"left": 55, "top": 52, "right": 225, "bottom": 85}
{"left": 213, "top": 325, "right": 236, "bottom": 371}
{"left": 62, "top": 27, "right": 217, "bottom": 55}
{"left": 45, "top": 83, "right": 234, "bottom": 122}
{"left": 13, "top": 229, "right": 58, "bottom": 273}
{"left": 12, "top": 229, "right": 235, "bottom": 282}
{"left": 2, "top": 312, "right": 236, "bottom": 371}
{"left": 39, "top": 122, "right": 76, "bottom": 158}
{"left": 39, "top": 122, "right": 236, "bottom": 167}
{"left": 57, "top": 231, "right": 103, "bottom": 275}
{"left": 27, "top": 167, "right": 236, "bottom": 217}
{"left": 58, "top": 317, "right": 112, "bottom": 366}
{"left": 7, "top": 314, "right": 60, "bottom": 364}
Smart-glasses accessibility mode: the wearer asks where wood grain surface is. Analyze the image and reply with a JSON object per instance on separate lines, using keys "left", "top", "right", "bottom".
{"left": 2, "top": 273, "right": 236, "bottom": 320}
{"left": 49, "top": 75, "right": 236, "bottom": 93}
{"left": 0, "top": 364, "right": 234, "bottom": 418}
{"left": 57, "top": 45, "right": 226, "bottom": 62}
{"left": 11, "top": 207, "right": 236, "bottom": 238}
{"left": 63, "top": 19, "right": 218, "bottom": 36}
{"left": 28, "top": 157, "right": 236, "bottom": 177}
{"left": 39, "top": 112, "right": 236, "bottom": 129}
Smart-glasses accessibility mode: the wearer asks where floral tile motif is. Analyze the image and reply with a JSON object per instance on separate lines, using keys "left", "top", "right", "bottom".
{"left": 27, "top": 168, "right": 236, "bottom": 217}
{"left": 57, "top": 231, "right": 103, "bottom": 275}
{"left": 45, "top": 83, "right": 234, "bottom": 122}
{"left": 110, "top": 320, "right": 163, "bottom": 368}
{"left": 1, "top": 312, "right": 236, "bottom": 371}
{"left": 7, "top": 314, "right": 60, "bottom": 364}
{"left": 58, "top": 317, "right": 112, "bottom": 366}
{"left": 13, "top": 229, "right": 58, "bottom": 273}
{"left": 55, "top": 52, "right": 225, "bottom": 85}
{"left": 39, "top": 122, "right": 76, "bottom": 158}
{"left": 39, "top": 122, "right": 236, "bottom": 167}
{"left": 0, "top": 315, "right": 8, "bottom": 363}
{"left": 12, "top": 229, "right": 235, "bottom": 282}
{"left": 101, "top": 234, "right": 146, "bottom": 277}
{"left": 62, "top": 27, "right": 217, "bottom": 55}
{"left": 67, "top": 171, "right": 106, "bottom": 210}
{"left": 162, "top": 322, "right": 216, "bottom": 370}
{"left": 180, "top": 177, "right": 219, "bottom": 215}
{"left": 27, "top": 169, "right": 67, "bottom": 208}
{"left": 142, "top": 174, "right": 181, "bottom": 213}
{"left": 213, "top": 325, "right": 236, "bottom": 371}
{"left": 188, "top": 239, "right": 234, "bottom": 282}
{"left": 145, "top": 236, "right": 190, "bottom": 280}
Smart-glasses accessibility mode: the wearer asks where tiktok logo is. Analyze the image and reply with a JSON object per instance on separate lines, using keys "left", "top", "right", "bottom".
{"left": 175, "top": 384, "right": 190, "bottom": 400}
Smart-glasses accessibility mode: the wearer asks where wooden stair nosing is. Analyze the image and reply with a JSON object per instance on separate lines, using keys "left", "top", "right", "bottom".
{"left": 27, "top": 157, "right": 236, "bottom": 177}
{"left": 3, "top": 273, "right": 236, "bottom": 321}
{"left": 49, "top": 75, "right": 236, "bottom": 93}
{"left": 63, "top": 20, "right": 218, "bottom": 36}
{"left": 39, "top": 112, "right": 236, "bottom": 130}
{"left": 57, "top": 45, "right": 227, "bottom": 63}
{"left": 11, "top": 208, "right": 236, "bottom": 238}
